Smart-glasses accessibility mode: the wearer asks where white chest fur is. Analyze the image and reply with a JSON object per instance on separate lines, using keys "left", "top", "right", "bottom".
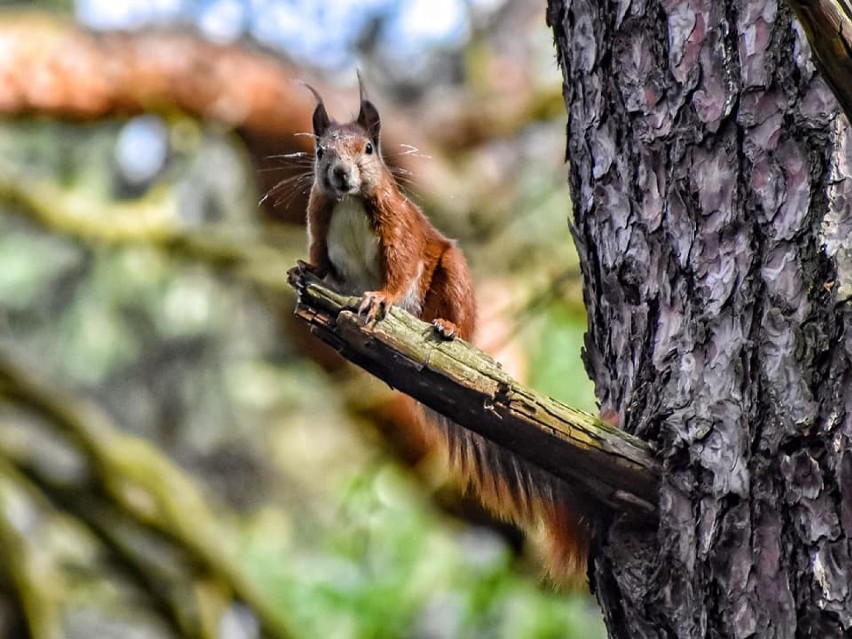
{"left": 327, "top": 197, "right": 382, "bottom": 293}
{"left": 325, "top": 197, "right": 424, "bottom": 316}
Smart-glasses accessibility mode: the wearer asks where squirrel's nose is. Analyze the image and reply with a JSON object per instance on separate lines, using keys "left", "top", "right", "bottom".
{"left": 330, "top": 165, "right": 351, "bottom": 191}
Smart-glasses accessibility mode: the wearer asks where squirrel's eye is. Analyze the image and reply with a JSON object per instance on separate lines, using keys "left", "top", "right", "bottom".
{"left": 316, "top": 147, "right": 324, "bottom": 159}
{"left": 365, "top": 142, "right": 374, "bottom": 155}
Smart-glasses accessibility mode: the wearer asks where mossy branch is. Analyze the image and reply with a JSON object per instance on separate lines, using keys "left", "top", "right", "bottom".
{"left": 5, "top": 455, "right": 218, "bottom": 639}
{"left": 288, "top": 265, "right": 661, "bottom": 516}
{"left": 0, "top": 163, "right": 301, "bottom": 296}
{"left": 0, "top": 461, "right": 63, "bottom": 639}
{"left": 0, "top": 354, "right": 295, "bottom": 639}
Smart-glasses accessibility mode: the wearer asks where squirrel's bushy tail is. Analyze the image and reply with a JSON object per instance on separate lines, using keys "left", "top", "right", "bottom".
{"left": 412, "top": 401, "right": 588, "bottom": 581}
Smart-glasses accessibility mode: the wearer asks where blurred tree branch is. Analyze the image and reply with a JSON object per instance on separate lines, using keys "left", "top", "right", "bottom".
{"left": 0, "top": 163, "right": 301, "bottom": 295}
{"left": 0, "top": 13, "right": 310, "bottom": 138}
{"left": 0, "top": 354, "right": 295, "bottom": 639}
{"left": 0, "top": 461, "right": 63, "bottom": 639}
{"left": 0, "top": 12, "right": 556, "bottom": 152}
{"left": 0, "top": 12, "right": 554, "bottom": 225}
{"left": 288, "top": 266, "right": 661, "bottom": 516}
{"left": 6, "top": 454, "right": 217, "bottom": 639}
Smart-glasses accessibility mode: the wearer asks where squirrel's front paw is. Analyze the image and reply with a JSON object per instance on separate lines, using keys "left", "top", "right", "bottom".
{"left": 432, "top": 319, "right": 459, "bottom": 340}
{"left": 358, "top": 291, "right": 391, "bottom": 324}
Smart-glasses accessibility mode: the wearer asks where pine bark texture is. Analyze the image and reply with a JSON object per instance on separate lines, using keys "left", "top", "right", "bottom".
{"left": 547, "top": 0, "right": 852, "bottom": 637}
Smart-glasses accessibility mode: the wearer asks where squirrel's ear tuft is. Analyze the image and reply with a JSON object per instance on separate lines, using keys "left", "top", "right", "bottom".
{"left": 312, "top": 101, "right": 331, "bottom": 138}
{"left": 356, "top": 71, "right": 381, "bottom": 147}
{"left": 357, "top": 99, "right": 381, "bottom": 146}
{"left": 301, "top": 81, "right": 331, "bottom": 137}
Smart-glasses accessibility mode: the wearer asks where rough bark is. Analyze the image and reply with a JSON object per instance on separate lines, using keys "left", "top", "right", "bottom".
{"left": 548, "top": 0, "right": 852, "bottom": 637}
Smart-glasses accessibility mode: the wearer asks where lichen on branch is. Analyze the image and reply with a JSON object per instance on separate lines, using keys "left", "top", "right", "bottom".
{"left": 287, "top": 264, "right": 661, "bottom": 518}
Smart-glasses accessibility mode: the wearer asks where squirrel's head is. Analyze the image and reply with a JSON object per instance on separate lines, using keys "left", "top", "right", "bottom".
{"left": 305, "top": 74, "right": 384, "bottom": 200}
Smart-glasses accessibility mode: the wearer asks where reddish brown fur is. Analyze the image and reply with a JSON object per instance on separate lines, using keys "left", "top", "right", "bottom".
{"left": 303, "top": 83, "right": 586, "bottom": 580}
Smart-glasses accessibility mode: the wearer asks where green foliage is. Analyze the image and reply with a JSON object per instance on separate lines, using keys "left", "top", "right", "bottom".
{"left": 0, "top": 221, "right": 79, "bottom": 309}
{"left": 530, "top": 304, "right": 597, "bottom": 414}
{"left": 244, "top": 463, "right": 606, "bottom": 639}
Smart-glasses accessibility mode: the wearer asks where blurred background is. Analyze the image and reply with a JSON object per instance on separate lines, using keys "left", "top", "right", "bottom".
{"left": 0, "top": 0, "right": 604, "bottom": 637}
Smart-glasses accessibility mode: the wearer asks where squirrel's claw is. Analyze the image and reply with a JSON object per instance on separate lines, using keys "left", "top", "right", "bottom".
{"left": 432, "top": 319, "right": 458, "bottom": 340}
{"left": 358, "top": 291, "right": 390, "bottom": 324}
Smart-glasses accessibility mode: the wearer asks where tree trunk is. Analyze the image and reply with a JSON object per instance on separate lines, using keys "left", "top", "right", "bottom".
{"left": 547, "top": 0, "right": 852, "bottom": 636}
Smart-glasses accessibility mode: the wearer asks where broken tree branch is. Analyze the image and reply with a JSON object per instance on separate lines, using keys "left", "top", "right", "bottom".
{"left": 787, "top": 0, "right": 852, "bottom": 122}
{"left": 287, "top": 265, "right": 661, "bottom": 517}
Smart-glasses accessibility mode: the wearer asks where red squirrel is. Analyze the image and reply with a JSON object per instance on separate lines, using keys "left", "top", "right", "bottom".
{"left": 300, "top": 77, "right": 587, "bottom": 579}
